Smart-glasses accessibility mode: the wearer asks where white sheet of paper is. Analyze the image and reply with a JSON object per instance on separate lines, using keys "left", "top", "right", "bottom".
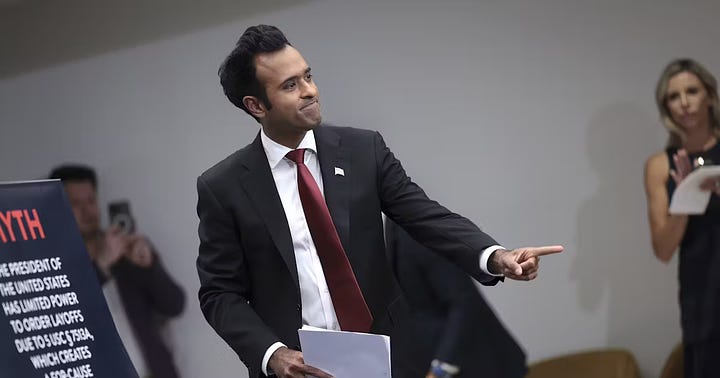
{"left": 669, "top": 165, "right": 720, "bottom": 214}
{"left": 298, "top": 326, "right": 391, "bottom": 378}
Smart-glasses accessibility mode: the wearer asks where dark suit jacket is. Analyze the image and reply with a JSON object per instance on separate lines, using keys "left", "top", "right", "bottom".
{"left": 96, "top": 249, "right": 186, "bottom": 378}
{"left": 386, "top": 220, "right": 527, "bottom": 378}
{"left": 196, "top": 125, "right": 499, "bottom": 377}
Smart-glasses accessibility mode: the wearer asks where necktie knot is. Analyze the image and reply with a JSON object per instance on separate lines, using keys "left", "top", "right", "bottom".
{"left": 286, "top": 149, "right": 305, "bottom": 165}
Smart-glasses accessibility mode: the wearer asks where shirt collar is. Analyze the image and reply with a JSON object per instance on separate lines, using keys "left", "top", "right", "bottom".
{"left": 260, "top": 128, "right": 318, "bottom": 169}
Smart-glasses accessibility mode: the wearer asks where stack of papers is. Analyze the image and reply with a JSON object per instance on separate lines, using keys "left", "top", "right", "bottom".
{"left": 298, "top": 326, "right": 391, "bottom": 378}
{"left": 669, "top": 166, "right": 720, "bottom": 214}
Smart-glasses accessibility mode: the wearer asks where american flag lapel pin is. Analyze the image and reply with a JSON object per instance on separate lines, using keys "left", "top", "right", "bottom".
{"left": 334, "top": 167, "right": 345, "bottom": 176}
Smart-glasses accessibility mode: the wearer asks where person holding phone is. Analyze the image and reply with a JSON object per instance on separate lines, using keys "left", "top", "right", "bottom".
{"left": 644, "top": 59, "right": 720, "bottom": 378}
{"left": 49, "top": 164, "right": 186, "bottom": 378}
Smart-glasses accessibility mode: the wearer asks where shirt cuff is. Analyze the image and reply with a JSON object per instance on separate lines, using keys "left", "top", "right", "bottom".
{"left": 262, "top": 342, "right": 286, "bottom": 376}
{"left": 479, "top": 245, "right": 505, "bottom": 277}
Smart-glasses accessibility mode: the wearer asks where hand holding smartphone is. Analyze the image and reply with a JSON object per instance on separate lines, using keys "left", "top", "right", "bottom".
{"left": 108, "top": 200, "right": 153, "bottom": 267}
{"left": 108, "top": 200, "right": 135, "bottom": 234}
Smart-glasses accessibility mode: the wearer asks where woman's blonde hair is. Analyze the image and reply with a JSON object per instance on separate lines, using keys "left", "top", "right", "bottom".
{"left": 655, "top": 58, "right": 720, "bottom": 148}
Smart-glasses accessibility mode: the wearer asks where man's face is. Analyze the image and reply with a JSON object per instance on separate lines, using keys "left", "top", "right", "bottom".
{"left": 250, "top": 45, "right": 322, "bottom": 142}
{"left": 64, "top": 181, "right": 100, "bottom": 239}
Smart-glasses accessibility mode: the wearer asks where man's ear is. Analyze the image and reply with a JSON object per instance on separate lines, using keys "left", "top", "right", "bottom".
{"left": 243, "top": 96, "right": 266, "bottom": 118}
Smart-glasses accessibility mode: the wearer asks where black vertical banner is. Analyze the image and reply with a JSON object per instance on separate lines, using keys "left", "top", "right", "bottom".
{"left": 0, "top": 180, "right": 138, "bottom": 378}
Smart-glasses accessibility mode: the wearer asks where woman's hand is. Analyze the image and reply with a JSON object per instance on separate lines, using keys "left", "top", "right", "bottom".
{"left": 670, "top": 149, "right": 694, "bottom": 185}
{"left": 699, "top": 175, "right": 720, "bottom": 195}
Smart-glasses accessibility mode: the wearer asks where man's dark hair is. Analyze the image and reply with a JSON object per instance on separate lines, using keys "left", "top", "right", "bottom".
{"left": 219, "top": 24, "right": 291, "bottom": 121}
{"left": 48, "top": 164, "right": 98, "bottom": 188}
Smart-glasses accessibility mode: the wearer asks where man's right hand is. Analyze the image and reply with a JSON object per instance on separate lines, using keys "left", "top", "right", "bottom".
{"left": 96, "top": 226, "right": 130, "bottom": 273}
{"left": 268, "top": 347, "right": 333, "bottom": 378}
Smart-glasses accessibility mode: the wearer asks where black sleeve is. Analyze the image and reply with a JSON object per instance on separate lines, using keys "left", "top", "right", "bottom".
{"left": 196, "top": 175, "right": 281, "bottom": 376}
{"left": 374, "top": 131, "right": 500, "bottom": 284}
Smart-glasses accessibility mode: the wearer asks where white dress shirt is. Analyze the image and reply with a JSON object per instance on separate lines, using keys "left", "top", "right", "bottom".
{"left": 258, "top": 128, "right": 502, "bottom": 375}
{"left": 103, "top": 279, "right": 148, "bottom": 377}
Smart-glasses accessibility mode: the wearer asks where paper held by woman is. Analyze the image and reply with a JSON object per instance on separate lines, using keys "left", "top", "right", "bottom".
{"left": 670, "top": 165, "right": 720, "bottom": 214}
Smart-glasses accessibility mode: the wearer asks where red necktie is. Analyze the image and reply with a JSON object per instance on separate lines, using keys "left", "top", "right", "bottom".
{"left": 286, "top": 149, "right": 373, "bottom": 332}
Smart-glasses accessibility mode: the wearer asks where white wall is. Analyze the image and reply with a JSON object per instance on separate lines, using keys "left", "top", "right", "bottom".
{"left": 2, "top": 0, "right": 718, "bottom": 376}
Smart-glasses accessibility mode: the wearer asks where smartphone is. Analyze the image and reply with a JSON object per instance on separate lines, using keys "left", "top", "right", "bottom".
{"left": 108, "top": 200, "right": 135, "bottom": 234}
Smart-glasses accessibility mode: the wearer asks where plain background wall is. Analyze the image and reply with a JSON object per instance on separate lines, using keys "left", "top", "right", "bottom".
{"left": 2, "top": 0, "right": 719, "bottom": 376}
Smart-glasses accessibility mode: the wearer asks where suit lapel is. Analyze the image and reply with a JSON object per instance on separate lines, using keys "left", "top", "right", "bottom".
{"left": 315, "top": 127, "right": 351, "bottom": 255}
{"left": 239, "top": 134, "right": 299, "bottom": 291}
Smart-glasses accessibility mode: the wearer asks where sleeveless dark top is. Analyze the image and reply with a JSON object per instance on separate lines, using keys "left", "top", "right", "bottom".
{"left": 666, "top": 143, "right": 720, "bottom": 343}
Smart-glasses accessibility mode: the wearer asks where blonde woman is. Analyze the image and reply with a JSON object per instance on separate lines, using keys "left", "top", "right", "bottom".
{"left": 644, "top": 58, "right": 720, "bottom": 378}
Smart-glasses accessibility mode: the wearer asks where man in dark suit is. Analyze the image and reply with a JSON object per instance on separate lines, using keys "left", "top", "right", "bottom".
{"left": 50, "top": 165, "right": 186, "bottom": 378}
{"left": 196, "top": 24, "right": 562, "bottom": 378}
{"left": 386, "top": 220, "right": 528, "bottom": 378}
